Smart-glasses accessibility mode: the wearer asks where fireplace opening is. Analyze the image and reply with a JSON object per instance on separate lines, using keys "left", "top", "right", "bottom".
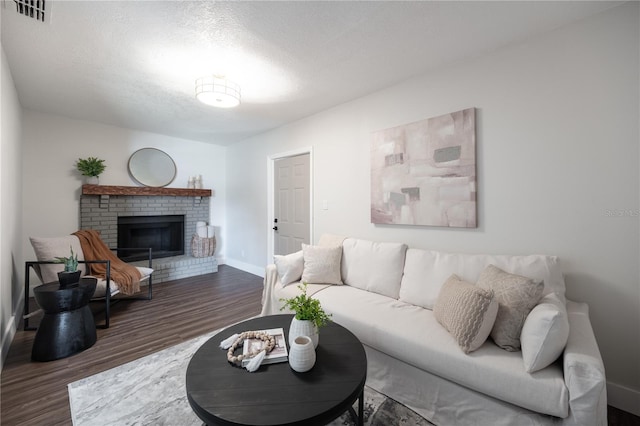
{"left": 117, "top": 215, "right": 184, "bottom": 262}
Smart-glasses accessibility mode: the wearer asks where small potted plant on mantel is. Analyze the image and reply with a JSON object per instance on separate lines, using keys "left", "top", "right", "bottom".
{"left": 76, "top": 157, "right": 106, "bottom": 185}
{"left": 54, "top": 246, "right": 81, "bottom": 288}
{"left": 280, "top": 282, "right": 332, "bottom": 349}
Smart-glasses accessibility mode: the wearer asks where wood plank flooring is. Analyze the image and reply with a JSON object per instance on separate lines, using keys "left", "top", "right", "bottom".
{"left": 1, "top": 264, "right": 638, "bottom": 425}
{"left": 1, "top": 265, "right": 264, "bottom": 425}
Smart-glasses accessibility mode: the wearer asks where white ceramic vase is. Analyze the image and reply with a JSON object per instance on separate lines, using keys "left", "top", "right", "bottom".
{"left": 289, "top": 317, "right": 319, "bottom": 348}
{"left": 288, "top": 335, "right": 316, "bottom": 373}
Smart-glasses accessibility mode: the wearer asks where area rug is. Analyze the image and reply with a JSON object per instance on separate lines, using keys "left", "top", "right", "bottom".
{"left": 68, "top": 329, "right": 433, "bottom": 426}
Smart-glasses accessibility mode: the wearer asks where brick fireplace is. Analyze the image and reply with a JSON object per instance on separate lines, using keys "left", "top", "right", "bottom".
{"left": 80, "top": 185, "right": 218, "bottom": 283}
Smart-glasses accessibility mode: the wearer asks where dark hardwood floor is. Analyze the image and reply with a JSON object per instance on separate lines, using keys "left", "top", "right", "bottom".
{"left": 1, "top": 265, "right": 264, "bottom": 425}
{"left": 1, "top": 264, "right": 638, "bottom": 425}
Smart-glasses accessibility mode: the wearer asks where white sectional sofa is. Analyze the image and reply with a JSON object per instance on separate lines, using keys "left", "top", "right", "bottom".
{"left": 261, "top": 236, "right": 606, "bottom": 426}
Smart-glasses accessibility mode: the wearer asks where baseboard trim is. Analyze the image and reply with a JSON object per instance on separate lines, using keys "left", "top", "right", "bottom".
{"left": 224, "top": 258, "right": 264, "bottom": 278}
{"left": 1, "top": 290, "right": 25, "bottom": 371}
{"left": 607, "top": 381, "right": 640, "bottom": 417}
{"left": 1, "top": 311, "right": 18, "bottom": 371}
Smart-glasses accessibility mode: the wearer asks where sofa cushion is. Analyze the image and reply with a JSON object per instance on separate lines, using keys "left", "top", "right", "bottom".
{"left": 341, "top": 238, "right": 407, "bottom": 299}
{"left": 399, "top": 249, "right": 565, "bottom": 310}
{"left": 301, "top": 244, "right": 343, "bottom": 285}
{"left": 477, "top": 265, "right": 544, "bottom": 351}
{"left": 399, "top": 249, "right": 448, "bottom": 310}
{"left": 318, "top": 234, "right": 347, "bottom": 247}
{"left": 274, "top": 250, "right": 304, "bottom": 287}
{"left": 91, "top": 267, "right": 153, "bottom": 298}
{"left": 312, "top": 285, "right": 568, "bottom": 417}
{"left": 521, "top": 293, "right": 569, "bottom": 373}
{"left": 434, "top": 274, "right": 498, "bottom": 353}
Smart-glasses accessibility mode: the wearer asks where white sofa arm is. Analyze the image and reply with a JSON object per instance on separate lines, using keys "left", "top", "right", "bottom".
{"left": 260, "top": 264, "right": 282, "bottom": 316}
{"left": 563, "top": 300, "right": 607, "bottom": 426}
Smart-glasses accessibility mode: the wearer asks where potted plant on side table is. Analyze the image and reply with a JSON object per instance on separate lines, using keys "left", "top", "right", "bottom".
{"left": 76, "top": 156, "right": 106, "bottom": 185}
{"left": 54, "top": 246, "right": 81, "bottom": 288}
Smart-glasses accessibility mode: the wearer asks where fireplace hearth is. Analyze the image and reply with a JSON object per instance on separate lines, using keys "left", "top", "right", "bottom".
{"left": 118, "top": 215, "right": 184, "bottom": 262}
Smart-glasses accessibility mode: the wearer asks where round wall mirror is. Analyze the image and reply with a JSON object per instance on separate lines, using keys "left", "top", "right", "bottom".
{"left": 128, "top": 148, "right": 177, "bottom": 187}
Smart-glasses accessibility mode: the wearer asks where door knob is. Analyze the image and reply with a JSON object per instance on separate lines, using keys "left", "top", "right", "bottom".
{"left": 273, "top": 226, "right": 278, "bottom": 231}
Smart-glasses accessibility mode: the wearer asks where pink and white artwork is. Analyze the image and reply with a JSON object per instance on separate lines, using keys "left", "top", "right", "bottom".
{"left": 371, "top": 108, "right": 476, "bottom": 228}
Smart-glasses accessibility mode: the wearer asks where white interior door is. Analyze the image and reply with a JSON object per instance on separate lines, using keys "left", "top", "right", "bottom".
{"left": 273, "top": 154, "right": 310, "bottom": 255}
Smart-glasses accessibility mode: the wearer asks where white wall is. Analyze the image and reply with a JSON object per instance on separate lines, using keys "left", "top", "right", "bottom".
{"left": 1, "top": 45, "right": 23, "bottom": 368}
{"left": 226, "top": 3, "right": 640, "bottom": 413}
{"left": 21, "top": 111, "right": 228, "bottom": 269}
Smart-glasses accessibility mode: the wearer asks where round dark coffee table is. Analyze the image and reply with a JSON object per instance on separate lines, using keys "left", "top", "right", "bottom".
{"left": 186, "top": 314, "right": 367, "bottom": 426}
{"left": 31, "top": 277, "right": 97, "bottom": 362}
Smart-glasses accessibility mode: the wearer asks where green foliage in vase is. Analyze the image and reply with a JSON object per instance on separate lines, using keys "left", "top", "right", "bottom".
{"left": 76, "top": 157, "right": 106, "bottom": 177}
{"left": 54, "top": 246, "right": 79, "bottom": 272}
{"left": 280, "top": 282, "right": 332, "bottom": 329}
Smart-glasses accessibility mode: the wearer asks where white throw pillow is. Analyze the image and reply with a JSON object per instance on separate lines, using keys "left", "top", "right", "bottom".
{"left": 341, "top": 238, "right": 407, "bottom": 299}
{"left": 274, "top": 250, "right": 304, "bottom": 287}
{"left": 521, "top": 293, "right": 569, "bottom": 373}
{"left": 301, "top": 244, "right": 343, "bottom": 285}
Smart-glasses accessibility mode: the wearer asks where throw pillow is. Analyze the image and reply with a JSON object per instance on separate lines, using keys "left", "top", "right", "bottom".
{"left": 29, "top": 235, "right": 87, "bottom": 283}
{"left": 477, "top": 264, "right": 544, "bottom": 351}
{"left": 434, "top": 274, "right": 498, "bottom": 354}
{"left": 521, "top": 293, "right": 569, "bottom": 373}
{"left": 274, "top": 250, "right": 304, "bottom": 287}
{"left": 301, "top": 244, "right": 342, "bottom": 285}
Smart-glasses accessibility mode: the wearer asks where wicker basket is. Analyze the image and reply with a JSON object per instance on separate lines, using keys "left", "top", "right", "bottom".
{"left": 191, "top": 234, "right": 216, "bottom": 258}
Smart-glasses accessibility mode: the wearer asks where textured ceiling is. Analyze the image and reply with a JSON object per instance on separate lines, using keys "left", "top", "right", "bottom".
{"left": 1, "top": 1, "right": 620, "bottom": 146}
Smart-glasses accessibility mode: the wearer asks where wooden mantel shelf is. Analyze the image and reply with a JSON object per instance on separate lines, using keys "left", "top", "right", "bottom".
{"left": 82, "top": 185, "right": 212, "bottom": 197}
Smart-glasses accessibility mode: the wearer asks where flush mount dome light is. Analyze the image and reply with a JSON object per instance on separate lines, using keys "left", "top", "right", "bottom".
{"left": 195, "top": 76, "right": 241, "bottom": 108}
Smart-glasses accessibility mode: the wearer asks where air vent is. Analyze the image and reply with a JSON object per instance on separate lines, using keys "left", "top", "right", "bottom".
{"left": 13, "top": 0, "right": 48, "bottom": 23}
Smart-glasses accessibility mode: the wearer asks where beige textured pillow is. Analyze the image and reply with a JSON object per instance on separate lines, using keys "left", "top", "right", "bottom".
{"left": 434, "top": 274, "right": 498, "bottom": 353}
{"left": 477, "top": 264, "right": 544, "bottom": 351}
{"left": 30, "top": 236, "right": 87, "bottom": 283}
{"left": 301, "top": 244, "right": 343, "bottom": 285}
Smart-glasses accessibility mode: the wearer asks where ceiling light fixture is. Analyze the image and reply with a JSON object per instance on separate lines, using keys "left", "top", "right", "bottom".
{"left": 195, "top": 76, "right": 241, "bottom": 108}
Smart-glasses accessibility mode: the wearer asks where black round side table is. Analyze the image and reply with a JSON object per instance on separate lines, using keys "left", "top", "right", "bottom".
{"left": 31, "top": 277, "right": 97, "bottom": 362}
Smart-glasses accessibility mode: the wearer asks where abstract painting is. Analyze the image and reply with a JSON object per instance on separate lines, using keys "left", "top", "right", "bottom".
{"left": 371, "top": 108, "right": 476, "bottom": 227}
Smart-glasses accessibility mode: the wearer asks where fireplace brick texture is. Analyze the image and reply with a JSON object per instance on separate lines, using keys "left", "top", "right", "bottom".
{"left": 80, "top": 194, "right": 217, "bottom": 283}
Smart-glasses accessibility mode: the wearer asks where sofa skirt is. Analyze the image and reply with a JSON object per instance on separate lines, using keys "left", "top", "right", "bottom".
{"left": 364, "top": 345, "right": 567, "bottom": 426}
